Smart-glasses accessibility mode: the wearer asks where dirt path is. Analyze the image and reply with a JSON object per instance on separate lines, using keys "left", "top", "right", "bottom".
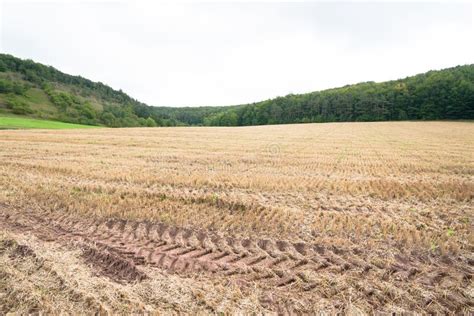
{"left": 0, "top": 204, "right": 472, "bottom": 313}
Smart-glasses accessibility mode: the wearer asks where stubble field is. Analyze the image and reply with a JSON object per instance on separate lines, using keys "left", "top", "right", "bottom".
{"left": 0, "top": 121, "right": 473, "bottom": 314}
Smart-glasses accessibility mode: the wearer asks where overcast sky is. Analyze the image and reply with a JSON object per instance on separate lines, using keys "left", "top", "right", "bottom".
{"left": 1, "top": 1, "right": 473, "bottom": 107}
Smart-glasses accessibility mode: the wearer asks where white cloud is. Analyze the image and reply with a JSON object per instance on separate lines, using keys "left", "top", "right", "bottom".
{"left": 1, "top": 1, "right": 473, "bottom": 106}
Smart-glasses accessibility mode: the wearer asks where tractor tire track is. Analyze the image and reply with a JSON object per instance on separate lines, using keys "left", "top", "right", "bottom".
{"left": 0, "top": 206, "right": 469, "bottom": 296}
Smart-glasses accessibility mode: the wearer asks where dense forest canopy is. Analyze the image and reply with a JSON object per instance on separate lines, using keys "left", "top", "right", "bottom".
{"left": 204, "top": 65, "right": 474, "bottom": 126}
{"left": 0, "top": 53, "right": 472, "bottom": 127}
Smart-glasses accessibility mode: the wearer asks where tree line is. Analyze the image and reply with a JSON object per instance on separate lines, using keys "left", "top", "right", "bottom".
{"left": 202, "top": 65, "right": 474, "bottom": 126}
{"left": 0, "top": 54, "right": 472, "bottom": 127}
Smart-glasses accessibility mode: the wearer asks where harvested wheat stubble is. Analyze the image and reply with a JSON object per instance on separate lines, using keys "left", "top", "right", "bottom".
{"left": 0, "top": 202, "right": 472, "bottom": 313}
{"left": 0, "top": 121, "right": 473, "bottom": 313}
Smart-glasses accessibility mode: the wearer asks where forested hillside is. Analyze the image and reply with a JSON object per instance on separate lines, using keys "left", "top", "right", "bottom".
{"left": 203, "top": 65, "right": 474, "bottom": 126}
{"left": 0, "top": 54, "right": 186, "bottom": 127}
{"left": 0, "top": 53, "right": 472, "bottom": 127}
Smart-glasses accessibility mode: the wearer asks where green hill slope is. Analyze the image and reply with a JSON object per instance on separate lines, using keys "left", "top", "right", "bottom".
{"left": 0, "top": 53, "right": 472, "bottom": 127}
{"left": 0, "top": 54, "right": 165, "bottom": 127}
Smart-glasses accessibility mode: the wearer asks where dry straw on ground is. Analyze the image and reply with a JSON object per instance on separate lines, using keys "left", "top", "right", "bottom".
{"left": 0, "top": 121, "right": 473, "bottom": 313}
